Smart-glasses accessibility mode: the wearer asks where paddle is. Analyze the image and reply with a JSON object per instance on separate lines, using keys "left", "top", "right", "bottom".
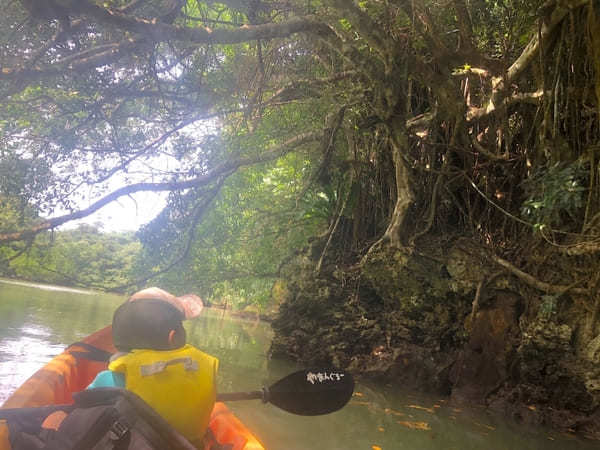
{"left": 216, "top": 368, "right": 354, "bottom": 416}
{"left": 67, "top": 343, "right": 354, "bottom": 415}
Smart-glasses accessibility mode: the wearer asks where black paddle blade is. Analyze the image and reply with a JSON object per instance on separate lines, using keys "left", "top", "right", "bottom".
{"left": 267, "top": 368, "right": 354, "bottom": 416}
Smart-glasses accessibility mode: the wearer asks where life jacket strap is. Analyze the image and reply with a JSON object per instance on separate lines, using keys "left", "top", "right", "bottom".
{"left": 139, "top": 357, "right": 199, "bottom": 376}
{"left": 66, "top": 342, "right": 113, "bottom": 362}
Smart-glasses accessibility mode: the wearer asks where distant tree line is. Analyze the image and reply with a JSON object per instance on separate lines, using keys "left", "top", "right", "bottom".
{"left": 0, "top": 223, "right": 141, "bottom": 292}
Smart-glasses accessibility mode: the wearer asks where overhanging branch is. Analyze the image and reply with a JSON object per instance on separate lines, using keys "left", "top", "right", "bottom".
{"left": 67, "top": 1, "right": 328, "bottom": 44}
{"left": 467, "top": 90, "right": 544, "bottom": 122}
{"left": 489, "top": 0, "right": 587, "bottom": 107}
{"left": 0, "top": 131, "right": 321, "bottom": 243}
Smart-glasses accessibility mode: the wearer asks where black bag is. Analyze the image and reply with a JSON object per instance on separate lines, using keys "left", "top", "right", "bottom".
{"left": 1, "top": 388, "right": 198, "bottom": 450}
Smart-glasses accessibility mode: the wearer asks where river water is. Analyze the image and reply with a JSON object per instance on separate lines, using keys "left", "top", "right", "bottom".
{"left": 0, "top": 279, "right": 597, "bottom": 449}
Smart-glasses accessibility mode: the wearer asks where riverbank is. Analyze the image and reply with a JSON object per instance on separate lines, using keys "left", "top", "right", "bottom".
{"left": 0, "top": 277, "right": 276, "bottom": 324}
{"left": 270, "top": 234, "right": 600, "bottom": 441}
{"left": 0, "top": 278, "right": 97, "bottom": 295}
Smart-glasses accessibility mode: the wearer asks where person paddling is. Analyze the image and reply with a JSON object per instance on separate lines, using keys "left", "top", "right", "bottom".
{"left": 87, "top": 287, "right": 218, "bottom": 448}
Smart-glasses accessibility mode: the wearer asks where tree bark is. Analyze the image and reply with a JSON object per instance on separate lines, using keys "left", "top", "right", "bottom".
{"left": 64, "top": 1, "right": 328, "bottom": 44}
{"left": 382, "top": 122, "right": 414, "bottom": 247}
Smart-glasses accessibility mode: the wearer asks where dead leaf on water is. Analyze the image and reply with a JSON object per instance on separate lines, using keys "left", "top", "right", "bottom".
{"left": 378, "top": 426, "right": 385, "bottom": 432}
{"left": 384, "top": 408, "right": 405, "bottom": 417}
{"left": 397, "top": 420, "right": 431, "bottom": 431}
{"left": 452, "top": 408, "right": 462, "bottom": 413}
{"left": 473, "top": 421, "right": 496, "bottom": 431}
{"left": 407, "top": 404, "right": 435, "bottom": 413}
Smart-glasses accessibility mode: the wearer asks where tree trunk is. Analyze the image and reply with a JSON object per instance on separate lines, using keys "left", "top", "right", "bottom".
{"left": 383, "top": 124, "right": 414, "bottom": 247}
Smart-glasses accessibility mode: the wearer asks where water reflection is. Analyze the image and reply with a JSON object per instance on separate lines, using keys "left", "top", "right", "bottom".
{"left": 186, "top": 310, "right": 273, "bottom": 393}
{"left": 0, "top": 324, "right": 65, "bottom": 404}
{"left": 0, "top": 279, "right": 124, "bottom": 404}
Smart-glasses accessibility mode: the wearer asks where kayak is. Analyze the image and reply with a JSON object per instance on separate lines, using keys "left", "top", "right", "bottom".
{"left": 0, "top": 326, "right": 265, "bottom": 450}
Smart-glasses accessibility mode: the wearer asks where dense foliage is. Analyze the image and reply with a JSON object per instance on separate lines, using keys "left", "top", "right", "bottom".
{"left": 1, "top": 0, "right": 600, "bottom": 310}
{"left": 1, "top": 225, "right": 141, "bottom": 291}
{"left": 5, "top": 1, "right": 600, "bottom": 436}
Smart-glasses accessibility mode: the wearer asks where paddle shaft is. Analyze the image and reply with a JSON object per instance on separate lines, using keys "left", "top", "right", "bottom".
{"left": 217, "top": 391, "right": 264, "bottom": 402}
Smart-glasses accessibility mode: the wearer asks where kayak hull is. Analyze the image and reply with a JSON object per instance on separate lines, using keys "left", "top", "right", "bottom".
{"left": 0, "top": 326, "right": 264, "bottom": 450}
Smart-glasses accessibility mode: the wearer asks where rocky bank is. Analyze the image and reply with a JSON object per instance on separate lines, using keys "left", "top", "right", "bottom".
{"left": 270, "top": 235, "right": 600, "bottom": 439}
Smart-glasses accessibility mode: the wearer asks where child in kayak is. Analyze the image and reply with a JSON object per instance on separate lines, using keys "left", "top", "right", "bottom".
{"left": 87, "top": 287, "right": 218, "bottom": 447}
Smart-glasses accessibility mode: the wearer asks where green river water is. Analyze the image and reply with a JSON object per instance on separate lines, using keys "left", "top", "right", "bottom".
{"left": 0, "top": 279, "right": 598, "bottom": 450}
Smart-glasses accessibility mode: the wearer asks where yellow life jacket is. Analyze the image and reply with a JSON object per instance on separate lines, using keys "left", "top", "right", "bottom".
{"left": 108, "top": 344, "right": 218, "bottom": 442}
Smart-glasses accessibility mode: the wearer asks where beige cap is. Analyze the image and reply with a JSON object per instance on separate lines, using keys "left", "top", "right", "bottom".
{"left": 128, "top": 287, "right": 204, "bottom": 319}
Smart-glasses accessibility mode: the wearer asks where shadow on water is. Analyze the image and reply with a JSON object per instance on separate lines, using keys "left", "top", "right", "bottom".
{"left": 0, "top": 279, "right": 598, "bottom": 449}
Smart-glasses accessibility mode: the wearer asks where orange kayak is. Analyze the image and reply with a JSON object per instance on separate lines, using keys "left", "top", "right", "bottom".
{"left": 0, "top": 326, "right": 265, "bottom": 450}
